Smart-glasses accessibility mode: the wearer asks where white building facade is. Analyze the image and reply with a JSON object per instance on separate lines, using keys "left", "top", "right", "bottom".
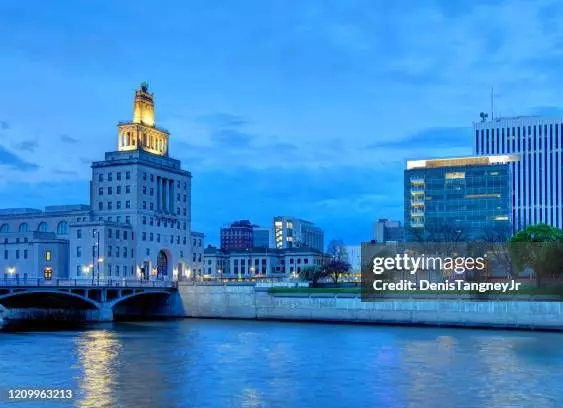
{"left": 203, "top": 247, "right": 325, "bottom": 279}
{"left": 474, "top": 116, "right": 563, "bottom": 230}
{"left": 0, "top": 84, "right": 196, "bottom": 282}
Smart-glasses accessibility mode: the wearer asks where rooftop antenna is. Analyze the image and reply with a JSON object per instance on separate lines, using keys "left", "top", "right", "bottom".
{"left": 490, "top": 87, "right": 494, "bottom": 120}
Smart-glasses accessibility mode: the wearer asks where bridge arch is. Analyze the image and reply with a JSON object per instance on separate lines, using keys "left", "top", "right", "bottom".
{"left": 0, "top": 290, "right": 101, "bottom": 310}
{"left": 108, "top": 290, "right": 173, "bottom": 309}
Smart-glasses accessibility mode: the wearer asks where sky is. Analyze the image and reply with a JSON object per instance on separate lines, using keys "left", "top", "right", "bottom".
{"left": 1, "top": 0, "right": 563, "bottom": 246}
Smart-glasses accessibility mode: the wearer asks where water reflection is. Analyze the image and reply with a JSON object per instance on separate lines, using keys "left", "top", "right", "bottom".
{"left": 75, "top": 330, "right": 120, "bottom": 408}
{"left": 1, "top": 321, "right": 563, "bottom": 408}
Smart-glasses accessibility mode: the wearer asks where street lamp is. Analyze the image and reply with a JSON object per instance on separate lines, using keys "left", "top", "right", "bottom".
{"left": 92, "top": 229, "right": 100, "bottom": 284}
{"left": 97, "top": 257, "right": 104, "bottom": 285}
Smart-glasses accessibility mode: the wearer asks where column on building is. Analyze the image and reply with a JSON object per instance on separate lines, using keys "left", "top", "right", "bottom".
{"left": 156, "top": 176, "right": 161, "bottom": 212}
{"left": 169, "top": 179, "right": 174, "bottom": 214}
{"left": 163, "top": 178, "right": 168, "bottom": 213}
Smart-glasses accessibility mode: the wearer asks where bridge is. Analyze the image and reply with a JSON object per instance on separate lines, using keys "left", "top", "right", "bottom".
{"left": 0, "top": 279, "right": 179, "bottom": 324}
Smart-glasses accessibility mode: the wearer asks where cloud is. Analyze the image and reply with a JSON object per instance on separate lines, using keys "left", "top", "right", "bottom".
{"left": 0, "top": 146, "right": 39, "bottom": 171}
{"left": 195, "top": 113, "right": 247, "bottom": 128}
{"left": 53, "top": 169, "right": 78, "bottom": 176}
{"left": 18, "top": 140, "right": 38, "bottom": 152}
{"left": 367, "top": 127, "right": 472, "bottom": 150}
{"left": 0, "top": 121, "right": 9, "bottom": 131}
{"left": 209, "top": 129, "right": 255, "bottom": 148}
{"left": 60, "top": 134, "right": 78, "bottom": 143}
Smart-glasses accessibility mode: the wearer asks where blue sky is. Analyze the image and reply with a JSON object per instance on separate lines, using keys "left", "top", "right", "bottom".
{"left": 1, "top": 0, "right": 563, "bottom": 246}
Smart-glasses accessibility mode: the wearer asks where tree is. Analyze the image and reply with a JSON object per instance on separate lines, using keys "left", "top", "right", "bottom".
{"left": 326, "top": 239, "right": 348, "bottom": 262}
{"left": 510, "top": 224, "right": 563, "bottom": 287}
{"left": 477, "top": 224, "right": 514, "bottom": 279}
{"left": 323, "top": 259, "right": 351, "bottom": 284}
{"left": 299, "top": 266, "right": 323, "bottom": 284}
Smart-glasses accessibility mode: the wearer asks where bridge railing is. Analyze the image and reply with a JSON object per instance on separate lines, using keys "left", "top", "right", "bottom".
{"left": 0, "top": 278, "right": 178, "bottom": 289}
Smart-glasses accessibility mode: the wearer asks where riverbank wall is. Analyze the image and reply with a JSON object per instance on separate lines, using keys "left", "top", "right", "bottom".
{"left": 176, "top": 284, "right": 563, "bottom": 330}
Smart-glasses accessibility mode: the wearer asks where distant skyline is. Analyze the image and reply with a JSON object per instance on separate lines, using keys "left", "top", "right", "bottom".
{"left": 1, "top": 0, "right": 563, "bottom": 245}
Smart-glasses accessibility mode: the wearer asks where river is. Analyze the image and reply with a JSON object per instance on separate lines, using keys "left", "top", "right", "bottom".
{"left": 1, "top": 319, "right": 563, "bottom": 408}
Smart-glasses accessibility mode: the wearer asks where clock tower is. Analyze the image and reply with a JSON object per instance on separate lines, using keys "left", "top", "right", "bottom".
{"left": 117, "top": 82, "right": 170, "bottom": 156}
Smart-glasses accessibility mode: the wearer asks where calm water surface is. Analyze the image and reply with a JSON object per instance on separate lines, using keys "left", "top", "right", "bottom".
{"left": 1, "top": 319, "right": 563, "bottom": 408}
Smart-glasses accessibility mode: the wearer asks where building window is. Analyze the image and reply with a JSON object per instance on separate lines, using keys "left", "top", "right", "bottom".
{"left": 123, "top": 247, "right": 127, "bottom": 258}
{"left": 142, "top": 232, "right": 146, "bottom": 241}
{"left": 117, "top": 186, "right": 121, "bottom": 194}
{"left": 116, "top": 247, "right": 120, "bottom": 258}
{"left": 150, "top": 233, "right": 154, "bottom": 241}
{"left": 108, "top": 172, "right": 113, "bottom": 181}
{"left": 3, "top": 250, "right": 7, "bottom": 259}
{"left": 123, "top": 231, "right": 128, "bottom": 240}
{"left": 108, "top": 186, "right": 113, "bottom": 195}
{"left": 126, "top": 216, "right": 131, "bottom": 224}
{"left": 157, "top": 233, "right": 160, "bottom": 243}
{"left": 37, "top": 222, "right": 48, "bottom": 232}
{"left": 143, "top": 186, "right": 147, "bottom": 194}
{"left": 45, "top": 250, "right": 52, "bottom": 261}
{"left": 126, "top": 171, "right": 131, "bottom": 180}
{"left": 99, "top": 202, "right": 103, "bottom": 210}
{"left": 116, "top": 230, "right": 121, "bottom": 239}
{"left": 15, "top": 250, "right": 19, "bottom": 259}
{"left": 142, "top": 216, "right": 147, "bottom": 225}
{"left": 77, "top": 229, "right": 82, "bottom": 239}
{"left": 126, "top": 185, "right": 131, "bottom": 194}
{"left": 143, "top": 201, "right": 147, "bottom": 209}
{"left": 18, "top": 223, "right": 28, "bottom": 232}
{"left": 146, "top": 248, "right": 150, "bottom": 256}
{"left": 150, "top": 188, "right": 154, "bottom": 196}
{"left": 117, "top": 172, "right": 122, "bottom": 181}
{"left": 108, "top": 228, "right": 113, "bottom": 238}
{"left": 143, "top": 172, "right": 147, "bottom": 181}
{"left": 117, "top": 201, "right": 122, "bottom": 209}
{"left": 108, "top": 202, "right": 113, "bottom": 210}
{"left": 98, "top": 187, "right": 103, "bottom": 196}
{"left": 150, "top": 174, "right": 154, "bottom": 182}
{"left": 150, "top": 217, "right": 154, "bottom": 226}
{"left": 150, "top": 203, "right": 154, "bottom": 210}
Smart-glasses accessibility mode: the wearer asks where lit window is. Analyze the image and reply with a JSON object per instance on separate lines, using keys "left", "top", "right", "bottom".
{"left": 45, "top": 250, "right": 52, "bottom": 261}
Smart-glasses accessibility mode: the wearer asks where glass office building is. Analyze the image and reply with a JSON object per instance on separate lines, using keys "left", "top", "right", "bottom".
{"left": 404, "top": 155, "right": 519, "bottom": 242}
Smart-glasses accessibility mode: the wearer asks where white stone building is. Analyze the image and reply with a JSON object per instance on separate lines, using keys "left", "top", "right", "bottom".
{"left": 0, "top": 83, "right": 197, "bottom": 282}
{"left": 203, "top": 247, "right": 325, "bottom": 279}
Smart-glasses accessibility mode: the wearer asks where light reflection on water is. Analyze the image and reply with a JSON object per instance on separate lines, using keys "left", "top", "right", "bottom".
{"left": 1, "top": 320, "right": 563, "bottom": 408}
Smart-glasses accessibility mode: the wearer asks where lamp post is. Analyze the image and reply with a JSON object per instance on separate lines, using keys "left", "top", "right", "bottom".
{"left": 92, "top": 229, "right": 101, "bottom": 285}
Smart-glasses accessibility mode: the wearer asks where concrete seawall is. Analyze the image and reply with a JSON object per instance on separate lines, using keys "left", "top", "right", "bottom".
{"left": 177, "top": 284, "right": 563, "bottom": 330}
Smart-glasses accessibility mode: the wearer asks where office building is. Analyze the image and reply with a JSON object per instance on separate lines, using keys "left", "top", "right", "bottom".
{"left": 474, "top": 116, "right": 563, "bottom": 230}
{"left": 372, "top": 219, "right": 404, "bottom": 243}
{"left": 0, "top": 83, "right": 197, "bottom": 281}
{"left": 220, "top": 220, "right": 255, "bottom": 251}
{"left": 252, "top": 227, "right": 271, "bottom": 248}
{"left": 273, "top": 216, "right": 324, "bottom": 252}
{"left": 404, "top": 155, "right": 518, "bottom": 241}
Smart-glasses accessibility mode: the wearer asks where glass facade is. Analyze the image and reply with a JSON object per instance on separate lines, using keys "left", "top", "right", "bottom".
{"left": 404, "top": 156, "right": 518, "bottom": 242}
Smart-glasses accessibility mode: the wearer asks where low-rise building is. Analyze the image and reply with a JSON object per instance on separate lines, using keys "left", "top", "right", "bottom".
{"left": 191, "top": 231, "right": 204, "bottom": 278}
{"left": 0, "top": 231, "right": 69, "bottom": 280}
{"left": 203, "top": 246, "right": 324, "bottom": 279}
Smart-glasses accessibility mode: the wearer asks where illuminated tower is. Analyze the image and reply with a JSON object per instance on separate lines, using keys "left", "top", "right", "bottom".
{"left": 117, "top": 82, "right": 170, "bottom": 156}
